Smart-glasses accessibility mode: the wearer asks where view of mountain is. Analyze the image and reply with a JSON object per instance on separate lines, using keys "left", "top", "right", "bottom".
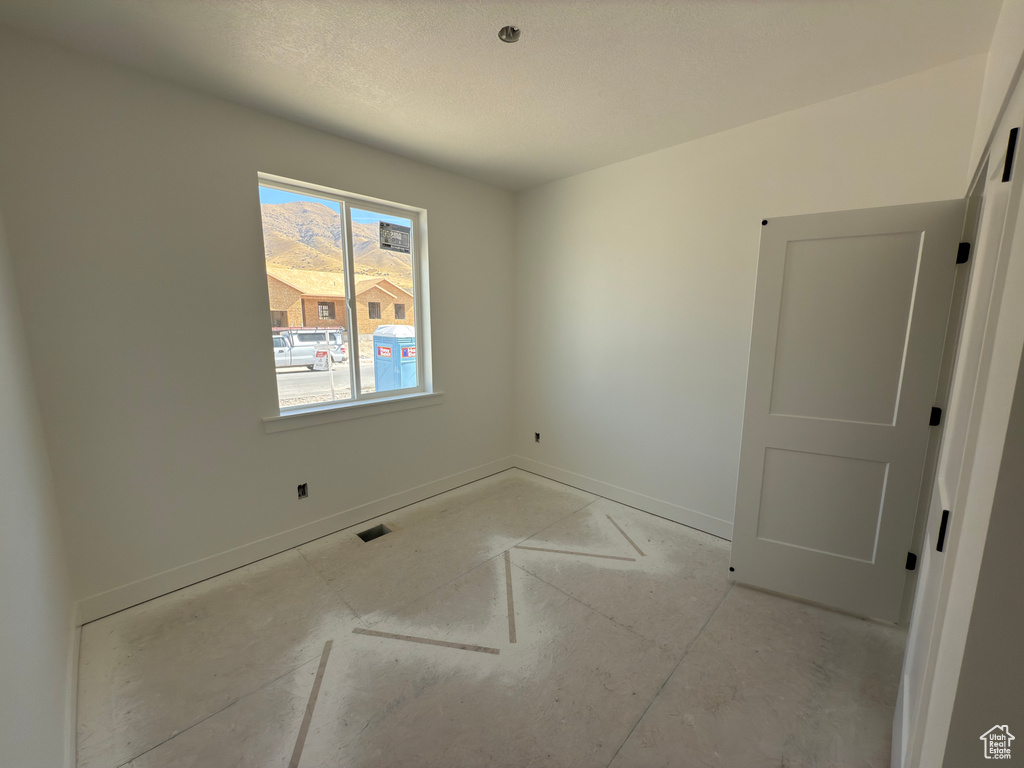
{"left": 260, "top": 201, "right": 414, "bottom": 291}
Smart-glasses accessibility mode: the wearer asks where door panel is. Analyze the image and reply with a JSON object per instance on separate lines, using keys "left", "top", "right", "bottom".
{"left": 731, "top": 200, "right": 964, "bottom": 621}
{"left": 757, "top": 448, "right": 887, "bottom": 562}
{"left": 770, "top": 231, "right": 922, "bottom": 424}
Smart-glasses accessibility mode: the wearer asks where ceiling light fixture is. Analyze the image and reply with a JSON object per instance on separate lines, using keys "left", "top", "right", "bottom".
{"left": 498, "top": 26, "right": 521, "bottom": 43}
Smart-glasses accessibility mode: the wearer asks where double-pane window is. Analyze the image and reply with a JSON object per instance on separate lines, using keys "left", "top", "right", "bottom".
{"left": 258, "top": 174, "right": 426, "bottom": 411}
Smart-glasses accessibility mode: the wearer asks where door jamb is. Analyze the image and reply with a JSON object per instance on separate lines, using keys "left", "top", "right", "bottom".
{"left": 899, "top": 177, "right": 985, "bottom": 624}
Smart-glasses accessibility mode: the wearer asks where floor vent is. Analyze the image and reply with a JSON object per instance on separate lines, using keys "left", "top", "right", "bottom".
{"left": 357, "top": 524, "right": 391, "bottom": 543}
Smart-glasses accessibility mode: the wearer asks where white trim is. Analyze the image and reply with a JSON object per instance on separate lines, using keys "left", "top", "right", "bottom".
{"left": 71, "top": 453, "right": 731, "bottom": 625}
{"left": 914, "top": 142, "right": 1024, "bottom": 768}
{"left": 969, "top": 42, "right": 1024, "bottom": 191}
{"left": 75, "top": 456, "right": 514, "bottom": 624}
{"left": 263, "top": 391, "right": 443, "bottom": 433}
{"left": 64, "top": 621, "right": 81, "bottom": 768}
{"left": 513, "top": 456, "right": 734, "bottom": 540}
{"left": 893, "top": 671, "right": 910, "bottom": 767}
{"left": 257, "top": 173, "right": 424, "bottom": 217}
{"left": 343, "top": 198, "right": 363, "bottom": 396}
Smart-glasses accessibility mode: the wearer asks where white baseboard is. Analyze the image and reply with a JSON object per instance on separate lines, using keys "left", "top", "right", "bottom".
{"left": 892, "top": 672, "right": 910, "bottom": 768}
{"left": 512, "top": 456, "right": 733, "bottom": 540}
{"left": 75, "top": 457, "right": 516, "bottom": 625}
{"left": 64, "top": 621, "right": 81, "bottom": 768}
{"left": 74, "top": 454, "right": 730, "bottom": 625}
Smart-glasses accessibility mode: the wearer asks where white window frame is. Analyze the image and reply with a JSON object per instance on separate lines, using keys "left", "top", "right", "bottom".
{"left": 258, "top": 173, "right": 434, "bottom": 426}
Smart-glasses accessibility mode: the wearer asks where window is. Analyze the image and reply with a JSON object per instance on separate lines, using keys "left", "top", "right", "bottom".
{"left": 258, "top": 174, "right": 428, "bottom": 413}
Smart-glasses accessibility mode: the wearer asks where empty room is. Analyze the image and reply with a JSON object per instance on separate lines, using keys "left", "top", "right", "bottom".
{"left": 2, "top": 2, "right": 1023, "bottom": 767}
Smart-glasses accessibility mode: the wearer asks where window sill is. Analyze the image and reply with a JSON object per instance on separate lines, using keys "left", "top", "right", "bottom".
{"left": 262, "top": 391, "right": 443, "bottom": 433}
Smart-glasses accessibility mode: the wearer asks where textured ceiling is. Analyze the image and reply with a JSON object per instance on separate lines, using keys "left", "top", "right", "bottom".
{"left": 0, "top": 1, "right": 1003, "bottom": 190}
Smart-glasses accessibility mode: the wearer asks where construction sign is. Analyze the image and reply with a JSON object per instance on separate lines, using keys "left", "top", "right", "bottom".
{"left": 379, "top": 221, "right": 411, "bottom": 254}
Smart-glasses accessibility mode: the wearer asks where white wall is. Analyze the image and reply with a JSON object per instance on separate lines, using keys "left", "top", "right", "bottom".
{"left": 0, "top": 29, "right": 516, "bottom": 620}
{"left": 0, "top": 208, "right": 75, "bottom": 765}
{"left": 513, "top": 56, "right": 985, "bottom": 536}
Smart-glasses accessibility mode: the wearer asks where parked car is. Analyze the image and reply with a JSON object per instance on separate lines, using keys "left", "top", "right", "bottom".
{"left": 275, "top": 328, "right": 347, "bottom": 365}
{"left": 272, "top": 335, "right": 316, "bottom": 369}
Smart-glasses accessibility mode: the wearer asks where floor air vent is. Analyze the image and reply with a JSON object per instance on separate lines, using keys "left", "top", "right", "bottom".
{"left": 357, "top": 524, "right": 391, "bottom": 543}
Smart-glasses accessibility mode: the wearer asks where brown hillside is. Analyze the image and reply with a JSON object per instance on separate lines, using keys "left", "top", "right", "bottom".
{"left": 265, "top": 241, "right": 347, "bottom": 272}
{"left": 261, "top": 202, "right": 414, "bottom": 291}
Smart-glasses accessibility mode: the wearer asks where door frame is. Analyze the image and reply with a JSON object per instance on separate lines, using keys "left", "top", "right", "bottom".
{"left": 897, "top": 183, "right": 984, "bottom": 625}
{"left": 898, "top": 70, "right": 1024, "bottom": 768}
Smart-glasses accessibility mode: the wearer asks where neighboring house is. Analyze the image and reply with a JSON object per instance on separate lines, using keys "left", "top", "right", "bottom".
{"left": 353, "top": 278, "right": 415, "bottom": 333}
{"left": 266, "top": 268, "right": 414, "bottom": 332}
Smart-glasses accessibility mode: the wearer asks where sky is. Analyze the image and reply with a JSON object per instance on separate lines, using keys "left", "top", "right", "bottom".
{"left": 258, "top": 185, "right": 410, "bottom": 226}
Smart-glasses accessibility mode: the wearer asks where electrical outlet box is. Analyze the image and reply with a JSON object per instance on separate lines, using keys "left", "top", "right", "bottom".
{"left": 297, "top": 483, "right": 308, "bottom": 499}
{"left": 535, "top": 432, "right": 541, "bottom": 443}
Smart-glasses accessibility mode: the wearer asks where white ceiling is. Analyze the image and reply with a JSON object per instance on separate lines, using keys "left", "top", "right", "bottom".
{"left": 0, "top": 1, "right": 1003, "bottom": 190}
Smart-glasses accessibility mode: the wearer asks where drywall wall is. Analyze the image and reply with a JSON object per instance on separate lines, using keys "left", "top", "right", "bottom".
{"left": 942, "top": 333, "right": 1024, "bottom": 764}
{"left": 514, "top": 56, "right": 985, "bottom": 536}
{"left": 0, "top": 29, "right": 516, "bottom": 618}
{"left": 969, "top": 0, "right": 1024, "bottom": 176}
{"left": 0, "top": 208, "right": 75, "bottom": 765}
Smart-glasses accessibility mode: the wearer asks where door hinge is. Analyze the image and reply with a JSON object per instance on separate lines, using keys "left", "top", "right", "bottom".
{"left": 930, "top": 406, "right": 942, "bottom": 426}
{"left": 937, "top": 509, "right": 950, "bottom": 552}
{"left": 906, "top": 552, "right": 918, "bottom": 571}
{"left": 1003, "top": 126, "right": 1019, "bottom": 183}
{"left": 956, "top": 242, "right": 971, "bottom": 264}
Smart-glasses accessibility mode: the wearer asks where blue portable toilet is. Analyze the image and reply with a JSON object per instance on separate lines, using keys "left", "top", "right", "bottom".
{"left": 373, "top": 325, "right": 417, "bottom": 392}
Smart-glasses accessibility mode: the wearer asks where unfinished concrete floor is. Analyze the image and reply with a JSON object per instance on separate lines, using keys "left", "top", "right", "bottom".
{"left": 76, "top": 470, "right": 905, "bottom": 768}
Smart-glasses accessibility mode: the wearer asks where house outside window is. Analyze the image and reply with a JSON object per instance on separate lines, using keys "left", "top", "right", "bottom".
{"left": 258, "top": 174, "right": 429, "bottom": 413}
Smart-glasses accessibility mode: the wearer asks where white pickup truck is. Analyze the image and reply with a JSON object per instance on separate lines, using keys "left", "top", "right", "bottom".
{"left": 272, "top": 335, "right": 318, "bottom": 369}
{"left": 272, "top": 330, "right": 347, "bottom": 370}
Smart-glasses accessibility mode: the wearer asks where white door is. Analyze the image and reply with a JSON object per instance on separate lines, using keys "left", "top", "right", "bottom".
{"left": 731, "top": 200, "right": 964, "bottom": 622}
